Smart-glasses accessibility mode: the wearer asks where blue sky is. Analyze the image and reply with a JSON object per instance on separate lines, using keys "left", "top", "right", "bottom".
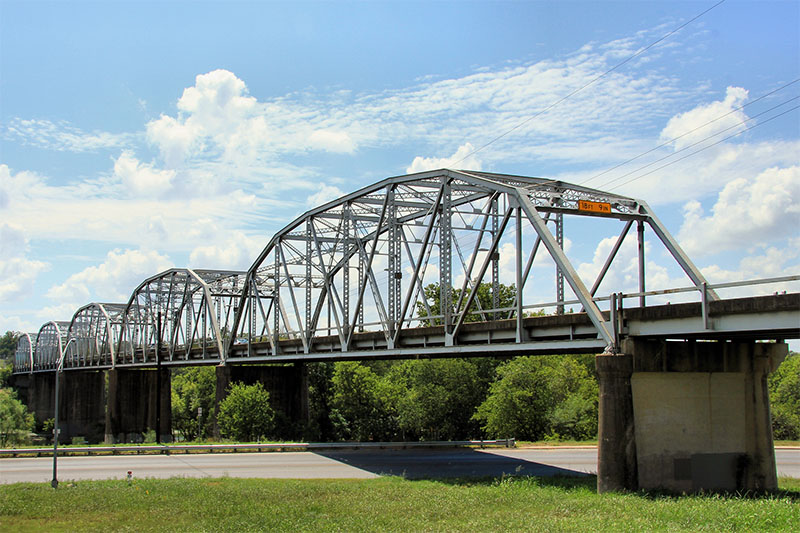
{"left": 1, "top": 0, "right": 798, "bottom": 338}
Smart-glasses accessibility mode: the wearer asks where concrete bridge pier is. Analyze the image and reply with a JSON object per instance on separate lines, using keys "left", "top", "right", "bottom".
{"left": 597, "top": 339, "right": 786, "bottom": 493}
{"left": 58, "top": 370, "right": 106, "bottom": 443}
{"left": 105, "top": 368, "right": 172, "bottom": 443}
{"left": 214, "top": 363, "right": 310, "bottom": 439}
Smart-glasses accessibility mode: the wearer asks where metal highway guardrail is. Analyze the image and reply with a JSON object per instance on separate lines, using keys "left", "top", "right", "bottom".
{"left": 0, "top": 439, "right": 516, "bottom": 457}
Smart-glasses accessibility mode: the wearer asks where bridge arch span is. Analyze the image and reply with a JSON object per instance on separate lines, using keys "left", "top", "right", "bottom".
{"left": 14, "top": 332, "right": 36, "bottom": 373}
{"left": 117, "top": 268, "right": 246, "bottom": 365}
{"left": 228, "top": 169, "right": 717, "bottom": 359}
{"left": 64, "top": 303, "right": 126, "bottom": 369}
{"left": 33, "top": 321, "right": 70, "bottom": 371}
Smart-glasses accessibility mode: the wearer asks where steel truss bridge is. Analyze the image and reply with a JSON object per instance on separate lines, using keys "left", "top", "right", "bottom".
{"left": 13, "top": 170, "right": 800, "bottom": 374}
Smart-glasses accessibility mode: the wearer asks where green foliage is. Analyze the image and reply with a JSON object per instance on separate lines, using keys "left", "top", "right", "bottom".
{"left": 0, "top": 359, "right": 12, "bottom": 388}
{"left": 770, "top": 352, "right": 800, "bottom": 440}
{"left": 0, "top": 387, "right": 35, "bottom": 446}
{"left": 474, "top": 355, "right": 598, "bottom": 441}
{"left": 0, "top": 331, "right": 18, "bottom": 361}
{"left": 330, "top": 362, "right": 399, "bottom": 441}
{"left": 416, "top": 282, "right": 517, "bottom": 326}
{"left": 388, "top": 359, "right": 484, "bottom": 440}
{"left": 217, "top": 382, "right": 275, "bottom": 442}
{"left": 171, "top": 367, "right": 216, "bottom": 441}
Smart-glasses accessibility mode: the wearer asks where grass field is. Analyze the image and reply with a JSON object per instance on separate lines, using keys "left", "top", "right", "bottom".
{"left": 1, "top": 476, "right": 798, "bottom": 532}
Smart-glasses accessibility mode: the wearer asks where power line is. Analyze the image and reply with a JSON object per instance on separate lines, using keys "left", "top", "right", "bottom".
{"left": 597, "top": 94, "right": 800, "bottom": 190}
{"left": 581, "top": 78, "right": 800, "bottom": 186}
{"left": 608, "top": 104, "right": 800, "bottom": 191}
{"left": 452, "top": 0, "right": 729, "bottom": 167}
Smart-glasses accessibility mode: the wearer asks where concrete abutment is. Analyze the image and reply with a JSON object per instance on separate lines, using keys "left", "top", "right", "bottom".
{"left": 214, "top": 363, "right": 310, "bottom": 439}
{"left": 597, "top": 339, "right": 785, "bottom": 493}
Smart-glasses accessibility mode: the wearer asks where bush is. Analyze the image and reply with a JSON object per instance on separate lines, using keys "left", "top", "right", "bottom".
{"left": 474, "top": 355, "right": 598, "bottom": 441}
{"left": 770, "top": 352, "right": 800, "bottom": 440}
{"left": 171, "top": 367, "right": 216, "bottom": 441}
{"left": 217, "top": 382, "right": 275, "bottom": 442}
{"left": 0, "top": 388, "right": 35, "bottom": 446}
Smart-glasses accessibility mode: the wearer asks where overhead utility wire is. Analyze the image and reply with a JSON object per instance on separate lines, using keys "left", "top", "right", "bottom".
{"left": 582, "top": 78, "right": 800, "bottom": 186}
{"left": 452, "top": 0, "right": 729, "bottom": 167}
{"left": 597, "top": 94, "right": 800, "bottom": 189}
{"left": 608, "top": 103, "right": 800, "bottom": 191}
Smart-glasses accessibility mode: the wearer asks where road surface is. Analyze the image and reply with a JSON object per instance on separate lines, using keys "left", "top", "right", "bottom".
{"left": 1, "top": 448, "right": 798, "bottom": 484}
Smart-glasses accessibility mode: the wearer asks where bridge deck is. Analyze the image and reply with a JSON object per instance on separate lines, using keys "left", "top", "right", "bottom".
{"left": 37, "top": 292, "right": 797, "bottom": 371}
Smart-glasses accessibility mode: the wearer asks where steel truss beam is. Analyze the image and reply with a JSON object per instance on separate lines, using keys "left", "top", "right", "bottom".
{"left": 16, "top": 169, "right": 731, "bottom": 372}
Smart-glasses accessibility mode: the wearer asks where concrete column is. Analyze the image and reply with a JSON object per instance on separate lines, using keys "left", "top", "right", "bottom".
{"left": 59, "top": 371, "right": 106, "bottom": 443}
{"left": 213, "top": 365, "right": 232, "bottom": 439}
{"left": 596, "top": 352, "right": 637, "bottom": 493}
{"left": 106, "top": 368, "right": 171, "bottom": 443}
{"left": 214, "top": 363, "right": 310, "bottom": 439}
{"left": 607, "top": 338, "right": 786, "bottom": 493}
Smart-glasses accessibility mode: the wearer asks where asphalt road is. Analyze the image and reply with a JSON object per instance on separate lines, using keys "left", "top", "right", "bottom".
{"left": 1, "top": 448, "right": 798, "bottom": 484}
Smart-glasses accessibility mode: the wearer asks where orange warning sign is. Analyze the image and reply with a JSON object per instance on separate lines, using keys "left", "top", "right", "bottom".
{"left": 578, "top": 200, "right": 612, "bottom": 214}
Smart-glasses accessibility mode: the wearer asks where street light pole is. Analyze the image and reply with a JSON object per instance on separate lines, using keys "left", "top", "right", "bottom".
{"left": 52, "top": 338, "right": 74, "bottom": 489}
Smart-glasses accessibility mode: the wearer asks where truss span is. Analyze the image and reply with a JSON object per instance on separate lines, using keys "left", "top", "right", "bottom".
{"left": 228, "top": 169, "right": 717, "bottom": 359}
{"left": 24, "top": 169, "right": 794, "bottom": 374}
{"left": 117, "top": 268, "right": 246, "bottom": 365}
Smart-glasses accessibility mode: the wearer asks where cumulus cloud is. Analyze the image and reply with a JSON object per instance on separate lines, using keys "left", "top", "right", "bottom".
{"left": 660, "top": 87, "right": 749, "bottom": 151}
{"left": 678, "top": 165, "right": 800, "bottom": 256}
{"left": 46, "top": 248, "right": 174, "bottom": 306}
{"left": 0, "top": 223, "right": 49, "bottom": 302}
{"left": 113, "top": 151, "right": 175, "bottom": 196}
{"left": 407, "top": 143, "right": 482, "bottom": 174}
{"left": 306, "top": 184, "right": 345, "bottom": 207}
{"left": 189, "top": 231, "right": 265, "bottom": 271}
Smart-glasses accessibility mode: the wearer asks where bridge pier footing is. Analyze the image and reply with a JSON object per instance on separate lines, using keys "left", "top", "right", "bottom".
{"left": 105, "top": 368, "right": 171, "bottom": 443}
{"left": 214, "top": 363, "right": 309, "bottom": 439}
{"left": 597, "top": 339, "right": 786, "bottom": 493}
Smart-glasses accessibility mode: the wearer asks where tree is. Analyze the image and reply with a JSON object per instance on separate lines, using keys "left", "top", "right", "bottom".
{"left": 388, "top": 358, "right": 483, "bottom": 441}
{"left": 474, "top": 355, "right": 598, "bottom": 441}
{"left": 769, "top": 352, "right": 800, "bottom": 440}
{"left": 0, "top": 360, "right": 12, "bottom": 388}
{"left": 0, "top": 331, "right": 18, "bottom": 361}
{"left": 217, "top": 382, "right": 275, "bottom": 442}
{"left": 0, "top": 387, "right": 34, "bottom": 446}
{"left": 415, "top": 282, "right": 517, "bottom": 326}
{"left": 330, "top": 361, "right": 399, "bottom": 441}
{"left": 171, "top": 367, "right": 216, "bottom": 441}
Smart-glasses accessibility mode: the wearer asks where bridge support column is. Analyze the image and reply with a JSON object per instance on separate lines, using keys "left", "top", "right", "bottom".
{"left": 105, "top": 368, "right": 171, "bottom": 443}
{"left": 25, "top": 373, "right": 56, "bottom": 427}
{"left": 214, "top": 363, "right": 309, "bottom": 439}
{"left": 597, "top": 339, "right": 785, "bottom": 493}
{"left": 596, "top": 352, "right": 638, "bottom": 492}
{"left": 58, "top": 370, "right": 106, "bottom": 444}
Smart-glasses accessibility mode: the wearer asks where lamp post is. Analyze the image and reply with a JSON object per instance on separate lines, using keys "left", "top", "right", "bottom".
{"left": 52, "top": 338, "right": 75, "bottom": 489}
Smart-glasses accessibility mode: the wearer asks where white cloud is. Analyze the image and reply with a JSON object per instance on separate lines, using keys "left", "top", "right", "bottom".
{"left": 3, "top": 118, "right": 133, "bottom": 152}
{"left": 678, "top": 165, "right": 800, "bottom": 256}
{"left": 113, "top": 151, "right": 175, "bottom": 196}
{"left": 46, "top": 248, "right": 174, "bottom": 307}
{"left": 308, "top": 130, "right": 356, "bottom": 153}
{"left": 189, "top": 231, "right": 264, "bottom": 271}
{"left": 0, "top": 223, "right": 49, "bottom": 302}
{"left": 306, "top": 184, "right": 345, "bottom": 207}
{"left": 407, "top": 143, "right": 482, "bottom": 174}
{"left": 660, "top": 86, "right": 749, "bottom": 151}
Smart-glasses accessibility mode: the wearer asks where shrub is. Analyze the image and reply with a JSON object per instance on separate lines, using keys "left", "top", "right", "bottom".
{"left": 217, "top": 382, "right": 275, "bottom": 442}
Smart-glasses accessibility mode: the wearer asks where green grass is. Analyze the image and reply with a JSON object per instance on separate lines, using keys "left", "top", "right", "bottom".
{"left": 1, "top": 476, "right": 798, "bottom": 532}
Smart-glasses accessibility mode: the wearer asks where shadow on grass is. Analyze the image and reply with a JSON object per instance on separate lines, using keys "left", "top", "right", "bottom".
{"left": 315, "top": 447, "right": 591, "bottom": 481}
